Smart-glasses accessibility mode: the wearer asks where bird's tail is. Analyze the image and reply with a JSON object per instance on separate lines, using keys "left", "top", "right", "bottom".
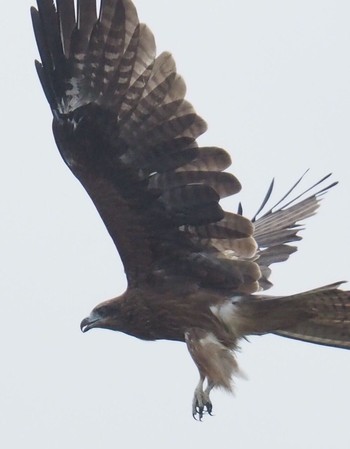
{"left": 235, "top": 282, "right": 350, "bottom": 349}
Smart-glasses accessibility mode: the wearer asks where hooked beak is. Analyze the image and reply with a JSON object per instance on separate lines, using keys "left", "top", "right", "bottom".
{"left": 80, "top": 315, "right": 99, "bottom": 333}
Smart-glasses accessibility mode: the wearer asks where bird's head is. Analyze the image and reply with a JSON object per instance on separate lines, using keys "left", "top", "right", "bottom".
{"left": 80, "top": 298, "right": 123, "bottom": 333}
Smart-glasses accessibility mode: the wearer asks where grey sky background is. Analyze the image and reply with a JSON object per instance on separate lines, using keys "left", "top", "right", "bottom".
{"left": 2, "top": 1, "right": 350, "bottom": 448}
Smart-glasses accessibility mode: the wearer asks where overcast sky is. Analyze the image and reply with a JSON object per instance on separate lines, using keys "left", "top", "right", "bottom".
{"left": 2, "top": 1, "right": 350, "bottom": 448}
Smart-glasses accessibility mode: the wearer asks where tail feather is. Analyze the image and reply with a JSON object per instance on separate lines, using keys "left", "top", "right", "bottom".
{"left": 273, "top": 284, "right": 350, "bottom": 349}
{"left": 235, "top": 283, "right": 350, "bottom": 349}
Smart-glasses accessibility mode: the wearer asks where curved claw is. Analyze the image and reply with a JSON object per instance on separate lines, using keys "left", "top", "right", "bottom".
{"left": 206, "top": 401, "right": 213, "bottom": 415}
{"left": 192, "top": 398, "right": 213, "bottom": 420}
{"left": 193, "top": 405, "right": 203, "bottom": 421}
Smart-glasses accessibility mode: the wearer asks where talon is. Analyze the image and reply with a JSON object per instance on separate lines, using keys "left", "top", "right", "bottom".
{"left": 193, "top": 402, "right": 204, "bottom": 420}
{"left": 192, "top": 398, "right": 213, "bottom": 420}
{"left": 192, "top": 377, "right": 214, "bottom": 420}
{"left": 206, "top": 401, "right": 213, "bottom": 415}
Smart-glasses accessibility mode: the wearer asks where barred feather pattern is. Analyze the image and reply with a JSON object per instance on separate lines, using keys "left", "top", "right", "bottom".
{"left": 273, "top": 284, "right": 350, "bottom": 349}
{"left": 33, "top": 0, "right": 350, "bottom": 421}
{"left": 32, "top": 0, "right": 260, "bottom": 291}
{"left": 32, "top": 1, "right": 342, "bottom": 294}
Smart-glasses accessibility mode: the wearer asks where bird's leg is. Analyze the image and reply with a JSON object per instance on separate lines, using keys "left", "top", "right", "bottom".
{"left": 185, "top": 329, "right": 220, "bottom": 420}
{"left": 203, "top": 380, "right": 215, "bottom": 414}
{"left": 192, "top": 374, "right": 205, "bottom": 420}
{"left": 192, "top": 375, "right": 214, "bottom": 420}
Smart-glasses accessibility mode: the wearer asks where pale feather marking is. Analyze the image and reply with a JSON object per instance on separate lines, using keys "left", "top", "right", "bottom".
{"left": 210, "top": 298, "right": 243, "bottom": 335}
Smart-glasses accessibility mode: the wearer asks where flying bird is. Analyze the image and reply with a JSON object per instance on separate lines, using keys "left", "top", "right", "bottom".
{"left": 32, "top": 0, "right": 350, "bottom": 419}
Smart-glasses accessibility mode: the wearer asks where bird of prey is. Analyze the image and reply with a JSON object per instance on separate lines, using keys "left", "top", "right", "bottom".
{"left": 32, "top": 0, "right": 350, "bottom": 419}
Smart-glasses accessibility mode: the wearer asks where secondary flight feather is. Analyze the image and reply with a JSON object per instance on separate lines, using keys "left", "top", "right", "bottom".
{"left": 32, "top": 0, "right": 349, "bottom": 419}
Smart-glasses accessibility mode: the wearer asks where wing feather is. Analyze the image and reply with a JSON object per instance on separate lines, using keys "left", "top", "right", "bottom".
{"left": 177, "top": 147, "right": 231, "bottom": 172}
{"left": 252, "top": 176, "right": 336, "bottom": 289}
{"left": 77, "top": 0, "right": 97, "bottom": 38}
{"left": 56, "top": 0, "right": 75, "bottom": 57}
{"left": 148, "top": 171, "right": 240, "bottom": 199}
{"left": 33, "top": 0, "right": 334, "bottom": 294}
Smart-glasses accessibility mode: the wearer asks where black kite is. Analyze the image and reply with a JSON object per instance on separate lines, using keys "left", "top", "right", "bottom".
{"left": 32, "top": 0, "right": 350, "bottom": 419}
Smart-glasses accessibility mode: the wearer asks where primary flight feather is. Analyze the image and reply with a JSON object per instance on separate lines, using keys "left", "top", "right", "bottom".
{"left": 32, "top": 0, "right": 350, "bottom": 419}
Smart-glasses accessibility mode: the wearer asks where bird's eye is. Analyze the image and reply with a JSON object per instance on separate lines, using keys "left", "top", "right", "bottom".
{"left": 96, "top": 305, "right": 108, "bottom": 317}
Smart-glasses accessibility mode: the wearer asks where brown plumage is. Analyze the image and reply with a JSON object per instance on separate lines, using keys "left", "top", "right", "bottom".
{"left": 32, "top": 0, "right": 350, "bottom": 419}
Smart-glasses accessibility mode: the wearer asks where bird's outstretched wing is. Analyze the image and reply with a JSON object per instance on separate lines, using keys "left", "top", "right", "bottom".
{"left": 250, "top": 173, "right": 337, "bottom": 289}
{"left": 31, "top": 0, "right": 333, "bottom": 294}
{"left": 32, "top": 0, "right": 261, "bottom": 292}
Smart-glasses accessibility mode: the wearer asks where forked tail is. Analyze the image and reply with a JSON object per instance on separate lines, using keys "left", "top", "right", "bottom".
{"left": 236, "top": 282, "right": 350, "bottom": 349}
{"left": 273, "top": 283, "right": 350, "bottom": 348}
